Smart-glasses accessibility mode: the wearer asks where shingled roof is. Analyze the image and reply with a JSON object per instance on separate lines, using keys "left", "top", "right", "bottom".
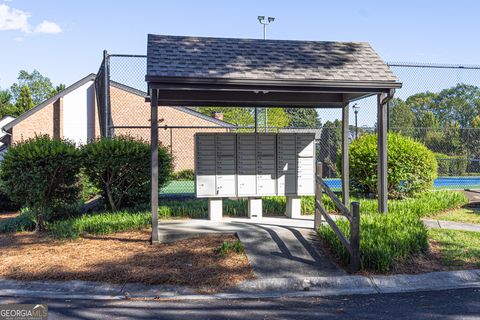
{"left": 146, "top": 34, "right": 399, "bottom": 85}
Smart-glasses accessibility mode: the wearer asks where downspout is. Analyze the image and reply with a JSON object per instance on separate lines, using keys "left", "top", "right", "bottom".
{"left": 383, "top": 89, "right": 395, "bottom": 131}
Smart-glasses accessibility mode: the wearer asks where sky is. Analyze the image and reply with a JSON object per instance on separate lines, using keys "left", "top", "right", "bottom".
{"left": 1, "top": 0, "right": 480, "bottom": 125}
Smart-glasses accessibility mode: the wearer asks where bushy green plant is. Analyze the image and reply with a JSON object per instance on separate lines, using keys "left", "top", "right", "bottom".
{"left": 435, "top": 153, "right": 468, "bottom": 176}
{"left": 0, "top": 190, "right": 20, "bottom": 212}
{"left": 0, "top": 135, "right": 81, "bottom": 230}
{"left": 319, "top": 210, "right": 429, "bottom": 272}
{"left": 172, "top": 169, "right": 195, "bottom": 181}
{"left": 343, "top": 133, "right": 437, "bottom": 198}
{"left": 81, "top": 136, "right": 173, "bottom": 211}
{"left": 318, "top": 190, "right": 467, "bottom": 272}
{"left": 79, "top": 171, "right": 101, "bottom": 202}
{"left": 214, "top": 240, "right": 244, "bottom": 258}
{"left": 0, "top": 209, "right": 35, "bottom": 233}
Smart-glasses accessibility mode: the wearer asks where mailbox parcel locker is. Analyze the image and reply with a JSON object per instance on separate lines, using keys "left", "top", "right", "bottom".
{"left": 195, "top": 133, "right": 315, "bottom": 198}
{"left": 237, "top": 134, "right": 257, "bottom": 196}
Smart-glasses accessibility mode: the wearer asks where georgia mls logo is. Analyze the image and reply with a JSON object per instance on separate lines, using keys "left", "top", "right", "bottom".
{"left": 0, "top": 304, "right": 48, "bottom": 320}
{"left": 32, "top": 305, "right": 47, "bottom": 318}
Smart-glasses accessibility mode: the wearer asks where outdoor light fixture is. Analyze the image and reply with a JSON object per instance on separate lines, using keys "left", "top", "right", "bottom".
{"left": 257, "top": 16, "right": 275, "bottom": 40}
{"left": 257, "top": 15, "right": 275, "bottom": 132}
{"left": 352, "top": 103, "right": 360, "bottom": 139}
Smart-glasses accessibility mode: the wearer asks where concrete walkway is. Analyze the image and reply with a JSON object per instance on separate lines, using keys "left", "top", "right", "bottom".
{"left": 422, "top": 218, "right": 480, "bottom": 233}
{"left": 157, "top": 216, "right": 345, "bottom": 279}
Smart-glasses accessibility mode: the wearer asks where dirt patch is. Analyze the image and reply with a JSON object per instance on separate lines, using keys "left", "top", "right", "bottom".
{"left": 0, "top": 230, "right": 254, "bottom": 290}
{"left": 0, "top": 212, "right": 19, "bottom": 221}
{"left": 388, "top": 241, "right": 449, "bottom": 274}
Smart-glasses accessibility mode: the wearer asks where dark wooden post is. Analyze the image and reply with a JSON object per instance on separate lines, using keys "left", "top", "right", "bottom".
{"left": 314, "top": 162, "right": 323, "bottom": 230}
{"left": 151, "top": 89, "right": 160, "bottom": 244}
{"left": 349, "top": 202, "right": 360, "bottom": 272}
{"left": 341, "top": 101, "right": 350, "bottom": 206}
{"left": 377, "top": 93, "right": 388, "bottom": 213}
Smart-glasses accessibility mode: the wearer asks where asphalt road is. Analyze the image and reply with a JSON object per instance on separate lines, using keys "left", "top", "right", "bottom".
{"left": 1, "top": 288, "right": 479, "bottom": 319}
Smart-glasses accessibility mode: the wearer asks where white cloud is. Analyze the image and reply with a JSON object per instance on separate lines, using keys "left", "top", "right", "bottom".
{"left": 0, "top": 4, "right": 30, "bottom": 32}
{"left": 0, "top": 3, "right": 62, "bottom": 35}
{"left": 34, "top": 20, "right": 62, "bottom": 34}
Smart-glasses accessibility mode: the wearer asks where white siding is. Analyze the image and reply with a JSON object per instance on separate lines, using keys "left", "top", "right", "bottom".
{"left": 62, "top": 81, "right": 95, "bottom": 145}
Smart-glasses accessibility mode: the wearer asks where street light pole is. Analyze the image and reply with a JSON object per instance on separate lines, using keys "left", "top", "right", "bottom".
{"left": 352, "top": 103, "right": 360, "bottom": 139}
{"left": 258, "top": 16, "right": 275, "bottom": 132}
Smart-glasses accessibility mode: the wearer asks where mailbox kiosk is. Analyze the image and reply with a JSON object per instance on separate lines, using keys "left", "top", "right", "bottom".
{"left": 195, "top": 133, "right": 315, "bottom": 220}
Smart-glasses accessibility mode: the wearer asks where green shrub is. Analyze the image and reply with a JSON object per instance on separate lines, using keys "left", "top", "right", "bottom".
{"left": 214, "top": 240, "right": 244, "bottom": 258}
{"left": 79, "top": 171, "right": 101, "bottom": 202}
{"left": 0, "top": 190, "right": 20, "bottom": 212}
{"left": 0, "top": 135, "right": 81, "bottom": 230}
{"left": 172, "top": 169, "right": 195, "bottom": 181}
{"left": 435, "top": 153, "right": 468, "bottom": 176}
{"left": 318, "top": 190, "right": 467, "bottom": 272}
{"left": 81, "top": 136, "right": 173, "bottom": 211}
{"left": 0, "top": 209, "right": 35, "bottom": 233}
{"left": 343, "top": 133, "right": 437, "bottom": 198}
{"left": 319, "top": 210, "right": 429, "bottom": 272}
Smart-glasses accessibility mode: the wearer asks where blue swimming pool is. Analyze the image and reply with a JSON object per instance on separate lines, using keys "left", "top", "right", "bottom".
{"left": 324, "top": 177, "right": 480, "bottom": 190}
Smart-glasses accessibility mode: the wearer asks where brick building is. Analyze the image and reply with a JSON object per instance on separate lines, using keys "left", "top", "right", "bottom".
{"left": 2, "top": 74, "right": 233, "bottom": 171}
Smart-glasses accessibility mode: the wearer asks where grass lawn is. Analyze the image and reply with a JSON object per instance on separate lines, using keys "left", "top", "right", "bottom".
{"left": 160, "top": 180, "right": 194, "bottom": 196}
{"left": 0, "top": 230, "right": 253, "bottom": 290}
{"left": 429, "top": 229, "right": 480, "bottom": 269}
{"left": 428, "top": 207, "right": 480, "bottom": 225}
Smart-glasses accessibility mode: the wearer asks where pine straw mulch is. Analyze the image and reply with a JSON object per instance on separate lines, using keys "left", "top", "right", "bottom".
{"left": 0, "top": 230, "right": 254, "bottom": 290}
{"left": 0, "top": 212, "right": 19, "bottom": 221}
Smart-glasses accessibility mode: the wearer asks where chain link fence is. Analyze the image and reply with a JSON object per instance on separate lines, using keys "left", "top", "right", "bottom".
{"left": 96, "top": 54, "right": 480, "bottom": 196}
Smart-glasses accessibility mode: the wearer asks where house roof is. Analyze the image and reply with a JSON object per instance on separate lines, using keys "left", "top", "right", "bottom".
{"left": 146, "top": 34, "right": 399, "bottom": 85}
{"left": 3, "top": 73, "right": 234, "bottom": 132}
{"left": 145, "top": 34, "right": 401, "bottom": 108}
{"left": 3, "top": 73, "right": 96, "bottom": 131}
{"left": 109, "top": 81, "right": 234, "bottom": 128}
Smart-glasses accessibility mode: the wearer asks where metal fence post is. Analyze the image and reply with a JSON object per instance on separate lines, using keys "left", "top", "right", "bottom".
{"left": 350, "top": 202, "right": 361, "bottom": 272}
{"left": 103, "top": 50, "right": 112, "bottom": 138}
{"left": 314, "top": 162, "right": 323, "bottom": 230}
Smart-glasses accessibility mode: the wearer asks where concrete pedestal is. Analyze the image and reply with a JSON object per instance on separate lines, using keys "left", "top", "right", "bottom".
{"left": 248, "top": 198, "right": 263, "bottom": 219}
{"left": 208, "top": 198, "right": 223, "bottom": 221}
{"left": 286, "top": 196, "right": 302, "bottom": 219}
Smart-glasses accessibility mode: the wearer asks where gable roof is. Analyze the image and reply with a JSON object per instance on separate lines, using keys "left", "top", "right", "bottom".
{"left": 3, "top": 73, "right": 96, "bottom": 131}
{"left": 146, "top": 34, "right": 399, "bottom": 85}
{"left": 3, "top": 73, "right": 235, "bottom": 132}
{"left": 109, "top": 81, "right": 235, "bottom": 128}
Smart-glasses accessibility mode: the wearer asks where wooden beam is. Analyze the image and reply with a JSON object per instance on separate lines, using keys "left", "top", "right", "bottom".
{"left": 150, "top": 89, "right": 160, "bottom": 243}
{"left": 341, "top": 101, "right": 350, "bottom": 207}
{"left": 315, "top": 201, "right": 352, "bottom": 255}
{"left": 377, "top": 93, "right": 388, "bottom": 213}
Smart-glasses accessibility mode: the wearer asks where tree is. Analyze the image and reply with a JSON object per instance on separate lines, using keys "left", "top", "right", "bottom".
{"left": 263, "top": 107, "right": 290, "bottom": 130}
{"left": 51, "top": 83, "right": 66, "bottom": 96}
{"left": 10, "top": 70, "right": 54, "bottom": 105}
{"left": 318, "top": 120, "right": 342, "bottom": 177}
{"left": 0, "top": 89, "right": 15, "bottom": 118}
{"left": 14, "top": 86, "right": 34, "bottom": 116}
{"left": 196, "top": 107, "right": 254, "bottom": 127}
{"left": 389, "top": 98, "right": 415, "bottom": 137}
{"left": 285, "top": 108, "right": 320, "bottom": 128}
{"left": 434, "top": 84, "right": 480, "bottom": 128}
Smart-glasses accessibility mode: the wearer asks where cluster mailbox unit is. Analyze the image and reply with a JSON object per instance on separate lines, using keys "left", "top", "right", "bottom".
{"left": 195, "top": 133, "right": 315, "bottom": 220}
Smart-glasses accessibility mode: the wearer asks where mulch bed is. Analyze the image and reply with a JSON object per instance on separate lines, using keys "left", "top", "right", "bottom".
{"left": 0, "top": 212, "right": 19, "bottom": 221}
{"left": 0, "top": 230, "right": 254, "bottom": 290}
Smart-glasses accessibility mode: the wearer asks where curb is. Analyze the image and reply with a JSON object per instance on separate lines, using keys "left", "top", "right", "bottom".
{"left": 0, "top": 269, "right": 479, "bottom": 301}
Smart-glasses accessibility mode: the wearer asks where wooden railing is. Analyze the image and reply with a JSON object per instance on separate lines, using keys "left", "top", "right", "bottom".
{"left": 315, "top": 162, "right": 360, "bottom": 272}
